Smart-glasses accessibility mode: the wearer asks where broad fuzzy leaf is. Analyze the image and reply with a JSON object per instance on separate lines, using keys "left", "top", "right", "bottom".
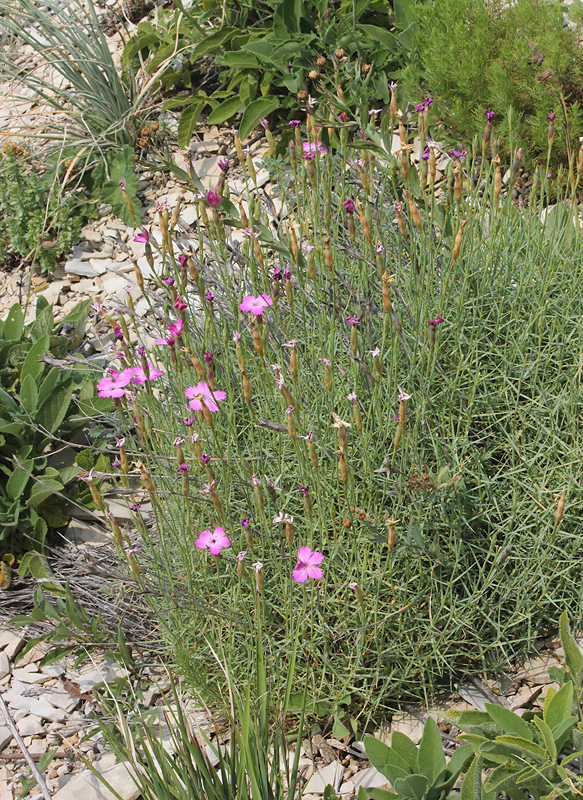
{"left": 417, "top": 717, "right": 446, "bottom": 782}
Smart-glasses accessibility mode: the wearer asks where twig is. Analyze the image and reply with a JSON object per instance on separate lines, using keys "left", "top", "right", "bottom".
{"left": 0, "top": 695, "right": 52, "bottom": 800}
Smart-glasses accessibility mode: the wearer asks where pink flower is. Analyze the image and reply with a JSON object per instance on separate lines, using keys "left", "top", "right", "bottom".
{"left": 168, "top": 319, "right": 185, "bottom": 337}
{"left": 178, "top": 254, "right": 188, "bottom": 269}
{"left": 133, "top": 227, "right": 149, "bottom": 243}
{"left": 302, "top": 141, "right": 327, "bottom": 159}
{"left": 174, "top": 296, "right": 187, "bottom": 311}
{"left": 239, "top": 294, "right": 273, "bottom": 316}
{"left": 206, "top": 191, "right": 222, "bottom": 208}
{"left": 347, "top": 316, "right": 360, "bottom": 326}
{"left": 398, "top": 386, "right": 412, "bottom": 402}
{"left": 196, "top": 527, "right": 231, "bottom": 555}
{"left": 155, "top": 335, "right": 175, "bottom": 346}
{"left": 293, "top": 546, "right": 324, "bottom": 583}
{"left": 185, "top": 381, "right": 227, "bottom": 413}
{"left": 342, "top": 198, "right": 355, "bottom": 214}
{"left": 428, "top": 317, "right": 444, "bottom": 327}
{"left": 96, "top": 369, "right": 132, "bottom": 398}
{"left": 122, "top": 364, "right": 164, "bottom": 385}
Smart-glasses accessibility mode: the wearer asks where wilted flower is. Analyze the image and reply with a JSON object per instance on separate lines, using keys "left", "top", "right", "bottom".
{"left": 177, "top": 462, "right": 189, "bottom": 473}
{"left": 287, "top": 120, "right": 301, "bottom": 127}
{"left": 177, "top": 254, "right": 188, "bottom": 269}
{"left": 398, "top": 386, "right": 412, "bottom": 402}
{"left": 450, "top": 149, "right": 467, "bottom": 159}
{"left": 218, "top": 158, "right": 230, "bottom": 172}
{"left": 240, "top": 516, "right": 250, "bottom": 528}
{"left": 298, "top": 483, "right": 309, "bottom": 497}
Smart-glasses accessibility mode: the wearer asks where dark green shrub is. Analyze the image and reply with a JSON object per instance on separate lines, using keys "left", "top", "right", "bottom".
{"left": 0, "top": 297, "right": 110, "bottom": 553}
{"left": 404, "top": 0, "right": 583, "bottom": 164}
{"left": 0, "top": 147, "right": 93, "bottom": 272}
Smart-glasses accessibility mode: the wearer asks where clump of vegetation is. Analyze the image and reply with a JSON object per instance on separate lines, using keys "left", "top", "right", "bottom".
{"left": 0, "top": 297, "right": 111, "bottom": 555}
{"left": 0, "top": 147, "right": 93, "bottom": 272}
{"left": 403, "top": 0, "right": 583, "bottom": 164}
{"left": 79, "top": 102, "right": 583, "bottom": 723}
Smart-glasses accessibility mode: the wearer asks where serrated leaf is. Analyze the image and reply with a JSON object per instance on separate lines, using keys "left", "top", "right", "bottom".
{"left": 206, "top": 95, "right": 244, "bottom": 126}
{"left": 239, "top": 96, "right": 280, "bottom": 141}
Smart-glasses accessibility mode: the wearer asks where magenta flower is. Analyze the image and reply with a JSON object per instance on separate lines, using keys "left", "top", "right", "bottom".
{"left": 206, "top": 191, "right": 222, "bottom": 208}
{"left": 134, "top": 227, "right": 149, "bottom": 243}
{"left": 421, "top": 148, "right": 430, "bottom": 160}
{"left": 183, "top": 417, "right": 194, "bottom": 426}
{"left": 154, "top": 334, "right": 176, "bottom": 346}
{"left": 424, "top": 96, "right": 434, "bottom": 108}
{"left": 259, "top": 118, "right": 269, "bottom": 128}
{"left": 485, "top": 109, "right": 495, "bottom": 122}
{"left": 241, "top": 516, "right": 250, "bottom": 527}
{"left": 168, "top": 319, "right": 185, "bottom": 338}
{"left": 96, "top": 369, "right": 132, "bottom": 398}
{"left": 342, "top": 198, "right": 355, "bottom": 214}
{"left": 450, "top": 149, "right": 467, "bottom": 159}
{"left": 298, "top": 483, "right": 309, "bottom": 497}
{"left": 273, "top": 267, "right": 282, "bottom": 281}
{"left": 119, "top": 178, "right": 126, "bottom": 190}
{"left": 239, "top": 294, "right": 273, "bottom": 316}
{"left": 177, "top": 462, "right": 189, "bottom": 473}
{"left": 185, "top": 381, "right": 227, "bottom": 413}
{"left": 204, "top": 351, "right": 213, "bottom": 363}
{"left": 174, "top": 296, "right": 187, "bottom": 311}
{"left": 218, "top": 158, "right": 230, "bottom": 172}
{"left": 549, "top": 111, "right": 555, "bottom": 121}
{"left": 415, "top": 103, "right": 425, "bottom": 112}
{"left": 302, "top": 141, "right": 327, "bottom": 159}
{"left": 163, "top": 277, "right": 175, "bottom": 287}
{"left": 196, "top": 527, "right": 231, "bottom": 555}
{"left": 428, "top": 317, "right": 444, "bottom": 327}
{"left": 293, "top": 546, "right": 324, "bottom": 583}
{"left": 206, "top": 290, "right": 215, "bottom": 302}
{"left": 114, "top": 324, "right": 124, "bottom": 342}
{"left": 178, "top": 254, "right": 188, "bottom": 269}
{"left": 347, "top": 316, "right": 360, "bottom": 326}
{"left": 122, "top": 364, "right": 164, "bottom": 385}
{"left": 287, "top": 120, "right": 301, "bottom": 127}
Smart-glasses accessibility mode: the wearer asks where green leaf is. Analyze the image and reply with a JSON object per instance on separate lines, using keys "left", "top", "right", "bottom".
{"left": 37, "top": 384, "right": 73, "bottom": 435}
{"left": 417, "top": 717, "right": 446, "bottom": 781}
{"left": 484, "top": 703, "right": 533, "bottom": 740}
{"left": 359, "top": 24, "right": 398, "bottom": 50}
{"left": 533, "top": 716, "right": 557, "bottom": 762}
{"left": 177, "top": 100, "right": 205, "bottom": 150}
{"left": 219, "top": 51, "right": 260, "bottom": 68}
{"left": 390, "top": 731, "right": 418, "bottom": 772}
{"left": 28, "top": 478, "right": 64, "bottom": 509}
{"left": 19, "top": 373, "right": 38, "bottom": 413}
{"left": 483, "top": 764, "right": 517, "bottom": 794}
{"left": 29, "top": 304, "right": 54, "bottom": 342}
{"left": 559, "top": 611, "right": 583, "bottom": 682}
{"left": 363, "top": 736, "right": 409, "bottom": 784}
{"left": 21, "top": 334, "right": 49, "bottom": 383}
{"left": 445, "top": 743, "right": 474, "bottom": 781}
{"left": 239, "top": 96, "right": 280, "bottom": 141}
{"left": 37, "top": 368, "right": 60, "bottom": 407}
{"left": 544, "top": 681, "right": 574, "bottom": 733}
{"left": 0, "top": 387, "right": 17, "bottom": 413}
{"left": 58, "top": 299, "right": 91, "bottom": 334}
{"left": 393, "top": 774, "right": 429, "bottom": 800}
{"left": 6, "top": 462, "right": 31, "bottom": 499}
{"left": 3, "top": 303, "right": 24, "bottom": 341}
{"left": 494, "top": 735, "right": 547, "bottom": 760}
{"left": 460, "top": 756, "right": 482, "bottom": 800}
{"left": 206, "top": 96, "right": 244, "bottom": 126}
{"left": 332, "top": 714, "right": 351, "bottom": 740}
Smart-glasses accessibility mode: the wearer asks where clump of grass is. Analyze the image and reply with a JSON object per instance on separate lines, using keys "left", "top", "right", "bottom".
{"left": 89, "top": 104, "right": 583, "bottom": 721}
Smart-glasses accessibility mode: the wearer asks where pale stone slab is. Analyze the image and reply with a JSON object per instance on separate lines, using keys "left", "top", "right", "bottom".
{"left": 304, "top": 762, "right": 344, "bottom": 794}
{"left": 52, "top": 762, "right": 140, "bottom": 800}
{"left": 352, "top": 766, "right": 391, "bottom": 790}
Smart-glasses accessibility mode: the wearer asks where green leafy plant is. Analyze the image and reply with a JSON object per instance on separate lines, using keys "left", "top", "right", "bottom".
{"left": 363, "top": 719, "right": 473, "bottom": 800}
{"left": 403, "top": 0, "right": 583, "bottom": 164}
{"left": 0, "top": 147, "right": 93, "bottom": 272}
{"left": 91, "top": 146, "right": 142, "bottom": 226}
{"left": 124, "top": 0, "right": 415, "bottom": 147}
{"left": 0, "top": 297, "right": 109, "bottom": 553}
{"left": 454, "top": 611, "right": 583, "bottom": 800}
{"left": 0, "top": 0, "right": 154, "bottom": 151}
